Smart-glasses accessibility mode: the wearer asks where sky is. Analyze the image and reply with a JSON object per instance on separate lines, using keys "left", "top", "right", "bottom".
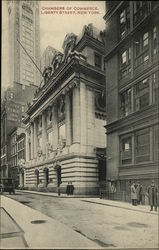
{"left": 40, "top": 1, "right": 106, "bottom": 53}
{"left": 2, "top": 1, "right": 106, "bottom": 89}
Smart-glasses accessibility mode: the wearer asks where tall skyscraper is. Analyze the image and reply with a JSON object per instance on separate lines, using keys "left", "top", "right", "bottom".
{"left": 7, "top": 0, "right": 40, "bottom": 86}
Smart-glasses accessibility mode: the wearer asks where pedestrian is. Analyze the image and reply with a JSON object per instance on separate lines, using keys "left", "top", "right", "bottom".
{"left": 147, "top": 180, "right": 158, "bottom": 211}
{"left": 69, "top": 182, "right": 74, "bottom": 195}
{"left": 136, "top": 181, "right": 143, "bottom": 205}
{"left": 66, "top": 182, "right": 70, "bottom": 196}
{"left": 131, "top": 181, "right": 137, "bottom": 206}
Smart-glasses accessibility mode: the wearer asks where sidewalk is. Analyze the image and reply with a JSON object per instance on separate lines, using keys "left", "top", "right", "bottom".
{"left": 81, "top": 198, "right": 158, "bottom": 215}
{"left": 1, "top": 195, "right": 99, "bottom": 249}
{"left": 16, "top": 189, "right": 158, "bottom": 215}
{"left": 16, "top": 189, "right": 98, "bottom": 198}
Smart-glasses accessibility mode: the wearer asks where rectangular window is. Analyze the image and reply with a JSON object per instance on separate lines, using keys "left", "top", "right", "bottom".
{"left": 135, "top": 128, "right": 150, "bottom": 163}
{"left": 152, "top": 71, "right": 159, "bottom": 103}
{"left": 121, "top": 136, "right": 132, "bottom": 164}
{"left": 120, "top": 47, "right": 131, "bottom": 78}
{"left": 120, "top": 88, "right": 132, "bottom": 117}
{"left": 133, "top": 2, "right": 150, "bottom": 26}
{"left": 135, "top": 77, "right": 149, "bottom": 111}
{"left": 152, "top": 26, "right": 158, "bottom": 55}
{"left": 135, "top": 31, "right": 149, "bottom": 67}
{"left": 58, "top": 123, "right": 66, "bottom": 147}
{"left": 47, "top": 131, "right": 53, "bottom": 145}
{"left": 94, "top": 53, "right": 102, "bottom": 69}
{"left": 119, "top": 6, "right": 130, "bottom": 39}
{"left": 10, "top": 92, "right": 14, "bottom": 99}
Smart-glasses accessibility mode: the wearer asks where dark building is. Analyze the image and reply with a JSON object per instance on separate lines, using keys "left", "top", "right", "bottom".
{"left": 104, "top": 1, "right": 159, "bottom": 202}
{"left": 8, "top": 127, "right": 25, "bottom": 187}
{"left": 1, "top": 81, "right": 37, "bottom": 178}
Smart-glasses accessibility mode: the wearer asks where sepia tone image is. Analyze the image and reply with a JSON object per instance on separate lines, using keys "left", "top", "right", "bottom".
{"left": 1, "top": 0, "right": 159, "bottom": 249}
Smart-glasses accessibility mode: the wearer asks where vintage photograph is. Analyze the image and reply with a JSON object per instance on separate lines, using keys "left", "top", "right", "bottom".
{"left": 1, "top": 0, "right": 159, "bottom": 249}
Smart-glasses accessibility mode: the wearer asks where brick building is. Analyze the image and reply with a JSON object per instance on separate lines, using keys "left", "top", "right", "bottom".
{"left": 104, "top": 1, "right": 159, "bottom": 202}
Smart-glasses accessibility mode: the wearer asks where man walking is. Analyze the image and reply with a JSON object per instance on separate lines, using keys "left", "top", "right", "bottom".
{"left": 147, "top": 180, "right": 158, "bottom": 211}
{"left": 131, "top": 181, "right": 137, "bottom": 206}
{"left": 136, "top": 181, "right": 143, "bottom": 205}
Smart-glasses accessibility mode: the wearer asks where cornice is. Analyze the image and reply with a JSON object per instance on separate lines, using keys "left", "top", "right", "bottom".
{"left": 106, "top": 104, "right": 158, "bottom": 134}
{"left": 26, "top": 57, "right": 105, "bottom": 117}
{"left": 75, "top": 34, "right": 105, "bottom": 54}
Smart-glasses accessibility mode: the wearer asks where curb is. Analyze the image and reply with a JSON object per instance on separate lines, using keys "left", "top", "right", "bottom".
{"left": 81, "top": 200, "right": 158, "bottom": 215}
{"left": 15, "top": 189, "right": 98, "bottom": 198}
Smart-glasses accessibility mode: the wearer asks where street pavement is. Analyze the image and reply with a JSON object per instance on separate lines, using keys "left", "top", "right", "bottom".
{"left": 1, "top": 195, "right": 99, "bottom": 249}
{"left": 1, "top": 190, "right": 158, "bottom": 249}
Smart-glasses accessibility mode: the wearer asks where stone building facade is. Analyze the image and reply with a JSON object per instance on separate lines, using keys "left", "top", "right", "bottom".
{"left": 104, "top": 1, "right": 159, "bottom": 201}
{"left": 22, "top": 24, "right": 106, "bottom": 195}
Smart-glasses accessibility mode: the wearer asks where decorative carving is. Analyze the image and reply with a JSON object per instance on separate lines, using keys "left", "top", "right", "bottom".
{"left": 37, "top": 147, "right": 43, "bottom": 157}
{"left": 27, "top": 102, "right": 31, "bottom": 108}
{"left": 84, "top": 23, "right": 93, "bottom": 37}
{"left": 52, "top": 53, "right": 63, "bottom": 71}
{"left": 100, "top": 30, "right": 106, "bottom": 45}
{"left": 62, "top": 33, "right": 77, "bottom": 61}
{"left": 46, "top": 142, "right": 53, "bottom": 153}
{"left": 18, "top": 159, "right": 26, "bottom": 168}
{"left": 43, "top": 66, "right": 53, "bottom": 83}
{"left": 95, "top": 91, "right": 106, "bottom": 112}
{"left": 57, "top": 95, "right": 65, "bottom": 120}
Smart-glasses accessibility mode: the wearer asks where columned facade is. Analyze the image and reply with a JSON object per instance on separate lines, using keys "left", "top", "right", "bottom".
{"left": 23, "top": 25, "right": 106, "bottom": 195}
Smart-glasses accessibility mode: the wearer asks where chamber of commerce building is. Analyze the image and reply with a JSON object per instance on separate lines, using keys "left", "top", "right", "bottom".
{"left": 22, "top": 24, "right": 106, "bottom": 195}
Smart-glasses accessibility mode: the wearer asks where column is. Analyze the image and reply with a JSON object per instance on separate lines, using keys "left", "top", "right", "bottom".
{"left": 42, "top": 111, "right": 47, "bottom": 154}
{"left": 150, "top": 127, "right": 153, "bottom": 161}
{"left": 73, "top": 85, "right": 80, "bottom": 143}
{"left": 33, "top": 119, "right": 38, "bottom": 158}
{"left": 132, "top": 134, "right": 135, "bottom": 165}
{"left": 80, "top": 82, "right": 87, "bottom": 145}
{"left": 149, "top": 75, "right": 153, "bottom": 105}
{"left": 25, "top": 128, "right": 29, "bottom": 162}
{"left": 131, "top": 87, "right": 134, "bottom": 113}
{"left": 52, "top": 104, "right": 58, "bottom": 150}
{"left": 65, "top": 92, "right": 72, "bottom": 146}
{"left": 30, "top": 123, "right": 34, "bottom": 159}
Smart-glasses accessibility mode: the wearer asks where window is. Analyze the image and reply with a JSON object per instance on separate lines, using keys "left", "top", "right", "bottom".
{"left": 47, "top": 131, "right": 53, "bottom": 146}
{"left": 120, "top": 47, "right": 131, "bottom": 78}
{"left": 154, "top": 125, "right": 159, "bottom": 161}
{"left": 135, "top": 77, "right": 149, "bottom": 111}
{"left": 133, "top": 2, "right": 150, "bottom": 26}
{"left": 120, "top": 88, "right": 132, "bottom": 117}
{"left": 135, "top": 128, "right": 150, "bottom": 163}
{"left": 38, "top": 136, "right": 42, "bottom": 148}
{"left": 152, "top": 71, "right": 159, "bottom": 103}
{"left": 22, "top": 106, "right": 25, "bottom": 112}
{"left": 135, "top": 31, "right": 149, "bottom": 67}
{"left": 94, "top": 53, "right": 102, "bottom": 69}
{"left": 120, "top": 136, "right": 132, "bottom": 164}
{"left": 152, "top": 26, "right": 158, "bottom": 55}
{"left": 119, "top": 6, "right": 130, "bottom": 39}
{"left": 46, "top": 110, "right": 52, "bottom": 127}
{"left": 58, "top": 123, "right": 66, "bottom": 147}
{"left": 10, "top": 92, "right": 14, "bottom": 99}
